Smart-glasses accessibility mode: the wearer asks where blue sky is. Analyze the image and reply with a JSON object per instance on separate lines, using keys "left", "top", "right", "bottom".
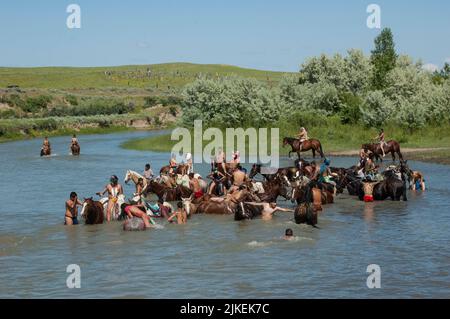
{"left": 0, "top": 0, "right": 449, "bottom": 71}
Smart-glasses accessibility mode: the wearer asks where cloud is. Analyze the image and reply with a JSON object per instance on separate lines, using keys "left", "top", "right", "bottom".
{"left": 422, "top": 63, "right": 439, "bottom": 72}
{"left": 136, "top": 41, "right": 151, "bottom": 49}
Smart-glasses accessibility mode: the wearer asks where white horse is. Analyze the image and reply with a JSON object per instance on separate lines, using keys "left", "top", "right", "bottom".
{"left": 124, "top": 170, "right": 148, "bottom": 200}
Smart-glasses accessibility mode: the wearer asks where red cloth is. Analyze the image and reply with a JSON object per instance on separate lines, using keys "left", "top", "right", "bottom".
{"left": 194, "top": 190, "right": 203, "bottom": 199}
{"left": 364, "top": 195, "right": 374, "bottom": 202}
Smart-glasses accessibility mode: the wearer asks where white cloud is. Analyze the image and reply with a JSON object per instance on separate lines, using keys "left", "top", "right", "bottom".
{"left": 422, "top": 63, "right": 439, "bottom": 72}
{"left": 137, "top": 41, "right": 151, "bottom": 49}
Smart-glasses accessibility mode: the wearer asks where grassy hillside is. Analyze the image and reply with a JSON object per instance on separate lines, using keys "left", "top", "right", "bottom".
{"left": 0, "top": 63, "right": 287, "bottom": 92}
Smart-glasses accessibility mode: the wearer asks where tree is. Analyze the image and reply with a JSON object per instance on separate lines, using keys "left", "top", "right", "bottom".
{"left": 371, "top": 28, "right": 398, "bottom": 90}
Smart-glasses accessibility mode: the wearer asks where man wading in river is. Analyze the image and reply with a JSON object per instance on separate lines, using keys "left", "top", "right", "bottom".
{"left": 65, "top": 192, "right": 82, "bottom": 225}
{"left": 96, "top": 175, "right": 123, "bottom": 221}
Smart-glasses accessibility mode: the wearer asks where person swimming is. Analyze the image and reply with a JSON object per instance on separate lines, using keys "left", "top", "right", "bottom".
{"left": 283, "top": 228, "right": 294, "bottom": 240}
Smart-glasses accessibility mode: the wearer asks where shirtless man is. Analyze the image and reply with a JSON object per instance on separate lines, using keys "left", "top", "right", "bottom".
{"left": 243, "top": 202, "right": 293, "bottom": 221}
{"left": 65, "top": 192, "right": 82, "bottom": 225}
{"left": 133, "top": 177, "right": 145, "bottom": 204}
{"left": 215, "top": 148, "right": 226, "bottom": 174}
{"left": 229, "top": 168, "right": 248, "bottom": 193}
{"left": 168, "top": 201, "right": 187, "bottom": 224}
{"left": 97, "top": 175, "right": 123, "bottom": 222}
{"left": 121, "top": 203, "right": 153, "bottom": 228}
{"left": 189, "top": 173, "right": 203, "bottom": 198}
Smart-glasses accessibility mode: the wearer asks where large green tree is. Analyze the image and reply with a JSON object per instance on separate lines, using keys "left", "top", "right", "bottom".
{"left": 371, "top": 28, "right": 398, "bottom": 90}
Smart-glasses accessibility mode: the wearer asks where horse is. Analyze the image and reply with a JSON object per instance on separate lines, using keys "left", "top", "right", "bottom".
{"left": 291, "top": 182, "right": 325, "bottom": 212}
{"left": 249, "top": 164, "right": 298, "bottom": 182}
{"left": 40, "top": 146, "right": 51, "bottom": 157}
{"left": 256, "top": 176, "right": 292, "bottom": 203}
{"left": 283, "top": 137, "right": 324, "bottom": 160}
{"left": 81, "top": 198, "right": 104, "bottom": 224}
{"left": 71, "top": 143, "right": 80, "bottom": 156}
{"left": 124, "top": 170, "right": 148, "bottom": 196}
{"left": 146, "top": 180, "right": 192, "bottom": 202}
{"left": 196, "top": 187, "right": 260, "bottom": 215}
{"left": 362, "top": 140, "right": 403, "bottom": 162}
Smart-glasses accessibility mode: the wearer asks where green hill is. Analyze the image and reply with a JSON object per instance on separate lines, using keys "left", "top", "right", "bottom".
{"left": 0, "top": 63, "right": 288, "bottom": 92}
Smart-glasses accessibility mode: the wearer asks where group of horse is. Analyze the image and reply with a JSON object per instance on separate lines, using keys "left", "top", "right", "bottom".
{"left": 40, "top": 143, "right": 80, "bottom": 156}
{"left": 78, "top": 136, "right": 424, "bottom": 229}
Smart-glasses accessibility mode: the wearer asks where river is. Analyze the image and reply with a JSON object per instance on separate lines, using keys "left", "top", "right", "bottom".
{"left": 0, "top": 131, "right": 449, "bottom": 298}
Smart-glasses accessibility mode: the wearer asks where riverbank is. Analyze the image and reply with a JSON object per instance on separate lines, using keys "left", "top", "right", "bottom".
{"left": 121, "top": 122, "right": 450, "bottom": 165}
{"left": 0, "top": 106, "right": 177, "bottom": 144}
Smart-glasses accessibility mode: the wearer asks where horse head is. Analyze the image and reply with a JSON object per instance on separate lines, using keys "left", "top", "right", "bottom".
{"left": 124, "top": 170, "right": 131, "bottom": 184}
{"left": 282, "top": 137, "right": 290, "bottom": 147}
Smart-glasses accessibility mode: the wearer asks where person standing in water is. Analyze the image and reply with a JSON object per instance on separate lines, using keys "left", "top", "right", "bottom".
{"left": 97, "top": 175, "right": 123, "bottom": 222}
{"left": 168, "top": 201, "right": 187, "bottom": 224}
{"left": 65, "top": 192, "right": 82, "bottom": 225}
{"left": 243, "top": 202, "right": 293, "bottom": 221}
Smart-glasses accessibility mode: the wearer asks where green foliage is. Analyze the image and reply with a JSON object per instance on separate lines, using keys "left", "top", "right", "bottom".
{"left": 360, "top": 91, "right": 394, "bottom": 127}
{"left": 46, "top": 100, "right": 135, "bottom": 117}
{"left": 21, "top": 95, "right": 52, "bottom": 113}
{"left": 339, "top": 93, "right": 362, "bottom": 124}
{"left": 65, "top": 94, "right": 78, "bottom": 106}
{"left": 181, "top": 76, "right": 281, "bottom": 127}
{"left": 371, "top": 28, "right": 398, "bottom": 90}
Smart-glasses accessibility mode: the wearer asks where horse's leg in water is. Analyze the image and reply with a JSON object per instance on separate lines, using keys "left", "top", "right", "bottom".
{"left": 312, "top": 149, "right": 316, "bottom": 159}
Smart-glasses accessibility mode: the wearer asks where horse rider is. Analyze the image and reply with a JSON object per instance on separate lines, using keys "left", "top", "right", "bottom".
{"left": 42, "top": 136, "right": 51, "bottom": 153}
{"left": 317, "top": 158, "right": 337, "bottom": 195}
{"left": 296, "top": 127, "right": 309, "bottom": 152}
{"left": 96, "top": 175, "right": 123, "bottom": 222}
{"left": 364, "top": 157, "right": 378, "bottom": 181}
{"left": 374, "top": 128, "right": 386, "bottom": 158}
{"left": 169, "top": 154, "right": 178, "bottom": 175}
{"left": 143, "top": 163, "right": 154, "bottom": 182}
{"left": 231, "top": 151, "right": 241, "bottom": 164}
{"left": 207, "top": 168, "right": 227, "bottom": 196}
{"left": 71, "top": 134, "right": 79, "bottom": 147}
{"left": 133, "top": 177, "right": 145, "bottom": 204}
{"left": 214, "top": 147, "right": 227, "bottom": 174}
{"left": 358, "top": 148, "right": 370, "bottom": 169}
{"left": 185, "top": 152, "right": 193, "bottom": 174}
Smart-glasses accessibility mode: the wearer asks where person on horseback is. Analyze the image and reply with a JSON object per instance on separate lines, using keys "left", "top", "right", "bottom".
{"left": 97, "top": 175, "right": 123, "bottom": 222}
{"left": 214, "top": 147, "right": 226, "bottom": 174}
{"left": 363, "top": 157, "right": 378, "bottom": 181}
{"left": 374, "top": 128, "right": 386, "bottom": 158}
{"left": 185, "top": 152, "right": 193, "bottom": 174}
{"left": 42, "top": 137, "right": 51, "bottom": 154}
{"left": 169, "top": 154, "right": 178, "bottom": 175}
{"left": 296, "top": 127, "right": 309, "bottom": 152}
{"left": 207, "top": 168, "right": 226, "bottom": 196}
{"left": 133, "top": 177, "right": 145, "bottom": 204}
{"left": 71, "top": 134, "right": 79, "bottom": 147}
{"left": 231, "top": 151, "right": 241, "bottom": 164}
{"left": 143, "top": 163, "right": 154, "bottom": 182}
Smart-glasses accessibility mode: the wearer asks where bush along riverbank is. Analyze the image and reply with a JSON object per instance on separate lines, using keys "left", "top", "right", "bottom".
{"left": 0, "top": 106, "right": 177, "bottom": 143}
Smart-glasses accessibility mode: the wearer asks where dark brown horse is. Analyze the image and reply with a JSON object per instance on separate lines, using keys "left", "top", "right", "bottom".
{"left": 146, "top": 180, "right": 192, "bottom": 201}
{"left": 362, "top": 140, "right": 403, "bottom": 162}
{"left": 71, "top": 143, "right": 80, "bottom": 156}
{"left": 283, "top": 137, "right": 324, "bottom": 160}
{"left": 40, "top": 146, "right": 51, "bottom": 157}
{"left": 249, "top": 164, "right": 298, "bottom": 182}
{"left": 82, "top": 198, "right": 104, "bottom": 225}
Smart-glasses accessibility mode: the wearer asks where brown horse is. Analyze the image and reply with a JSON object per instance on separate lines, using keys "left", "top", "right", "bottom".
{"left": 249, "top": 164, "right": 298, "bottom": 182}
{"left": 362, "top": 140, "right": 403, "bottom": 162}
{"left": 146, "top": 180, "right": 192, "bottom": 201}
{"left": 40, "top": 146, "right": 51, "bottom": 157}
{"left": 195, "top": 188, "right": 260, "bottom": 215}
{"left": 160, "top": 164, "right": 189, "bottom": 175}
{"left": 283, "top": 137, "right": 324, "bottom": 160}
{"left": 81, "top": 198, "right": 104, "bottom": 225}
{"left": 71, "top": 143, "right": 80, "bottom": 156}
